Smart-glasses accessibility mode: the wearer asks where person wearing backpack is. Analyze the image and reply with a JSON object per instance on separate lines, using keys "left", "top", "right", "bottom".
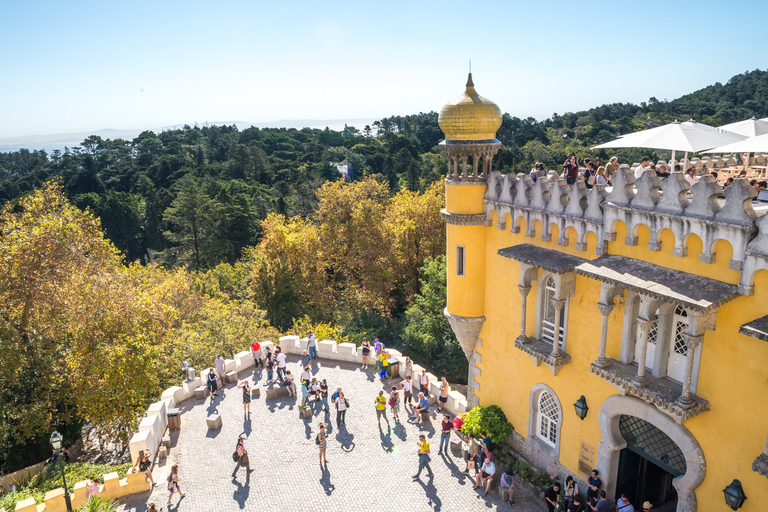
{"left": 334, "top": 391, "right": 349, "bottom": 427}
{"left": 231, "top": 438, "right": 253, "bottom": 479}
{"left": 316, "top": 422, "right": 328, "bottom": 466}
{"left": 389, "top": 386, "right": 400, "bottom": 422}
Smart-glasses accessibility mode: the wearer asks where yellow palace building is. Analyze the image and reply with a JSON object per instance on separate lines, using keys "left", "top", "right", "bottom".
{"left": 440, "top": 75, "right": 768, "bottom": 512}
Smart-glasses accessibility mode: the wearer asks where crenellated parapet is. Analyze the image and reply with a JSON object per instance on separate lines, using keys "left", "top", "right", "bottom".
{"left": 483, "top": 165, "right": 768, "bottom": 293}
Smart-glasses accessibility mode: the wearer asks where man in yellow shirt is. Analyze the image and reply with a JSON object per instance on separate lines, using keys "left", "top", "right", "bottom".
{"left": 374, "top": 390, "right": 390, "bottom": 429}
{"left": 413, "top": 434, "right": 433, "bottom": 479}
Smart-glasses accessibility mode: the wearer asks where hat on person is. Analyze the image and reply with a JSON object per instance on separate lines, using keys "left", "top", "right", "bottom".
{"left": 642, "top": 502, "right": 652, "bottom": 510}
{"left": 147, "top": 502, "right": 156, "bottom": 507}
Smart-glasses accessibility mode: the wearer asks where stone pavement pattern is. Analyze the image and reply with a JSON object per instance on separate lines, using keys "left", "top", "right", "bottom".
{"left": 116, "top": 356, "right": 546, "bottom": 512}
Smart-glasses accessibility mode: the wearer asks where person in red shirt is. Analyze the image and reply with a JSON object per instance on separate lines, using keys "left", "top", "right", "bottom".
{"left": 250, "top": 340, "right": 263, "bottom": 367}
{"left": 563, "top": 153, "right": 579, "bottom": 187}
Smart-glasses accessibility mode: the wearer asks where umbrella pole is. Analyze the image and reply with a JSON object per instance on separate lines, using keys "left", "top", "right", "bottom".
{"left": 684, "top": 151, "right": 688, "bottom": 171}
{"left": 671, "top": 150, "right": 676, "bottom": 170}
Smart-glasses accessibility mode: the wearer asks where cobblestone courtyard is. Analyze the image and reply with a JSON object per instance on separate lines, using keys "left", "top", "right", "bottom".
{"left": 116, "top": 356, "right": 546, "bottom": 512}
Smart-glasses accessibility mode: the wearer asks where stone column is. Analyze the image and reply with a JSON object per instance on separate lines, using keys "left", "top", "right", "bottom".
{"left": 472, "top": 153, "right": 478, "bottom": 178}
{"left": 676, "top": 334, "right": 703, "bottom": 407}
{"left": 633, "top": 319, "right": 652, "bottom": 387}
{"left": 518, "top": 285, "right": 531, "bottom": 340}
{"left": 551, "top": 299, "right": 566, "bottom": 357}
{"left": 594, "top": 303, "right": 614, "bottom": 368}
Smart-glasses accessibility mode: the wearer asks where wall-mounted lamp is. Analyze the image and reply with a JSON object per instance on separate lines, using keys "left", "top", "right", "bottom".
{"left": 723, "top": 479, "right": 747, "bottom": 510}
{"left": 573, "top": 395, "right": 589, "bottom": 420}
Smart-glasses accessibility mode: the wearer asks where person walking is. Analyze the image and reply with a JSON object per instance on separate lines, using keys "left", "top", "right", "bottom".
{"left": 474, "top": 456, "right": 496, "bottom": 496}
{"left": 389, "top": 386, "right": 400, "bottom": 422}
{"left": 360, "top": 338, "right": 371, "bottom": 369}
{"left": 413, "top": 434, "right": 433, "bottom": 480}
{"left": 320, "top": 379, "right": 330, "bottom": 412}
{"left": 306, "top": 331, "right": 318, "bottom": 361}
{"left": 132, "top": 449, "right": 155, "bottom": 486}
{"left": 334, "top": 391, "right": 348, "bottom": 427}
{"left": 232, "top": 438, "right": 253, "bottom": 479}
{"left": 250, "top": 339, "right": 263, "bottom": 367}
{"left": 206, "top": 368, "right": 218, "bottom": 400}
{"left": 463, "top": 432, "right": 479, "bottom": 474}
{"left": 437, "top": 377, "right": 450, "bottom": 412}
{"left": 316, "top": 422, "right": 328, "bottom": 466}
{"left": 265, "top": 350, "right": 275, "bottom": 384}
{"left": 237, "top": 380, "right": 251, "bottom": 417}
{"left": 84, "top": 477, "right": 100, "bottom": 499}
{"left": 438, "top": 413, "right": 453, "bottom": 454}
{"left": 284, "top": 370, "right": 296, "bottom": 396}
{"left": 166, "top": 464, "right": 185, "bottom": 505}
{"left": 400, "top": 375, "right": 414, "bottom": 406}
{"left": 374, "top": 390, "right": 390, "bottom": 429}
{"left": 215, "top": 354, "right": 226, "bottom": 381}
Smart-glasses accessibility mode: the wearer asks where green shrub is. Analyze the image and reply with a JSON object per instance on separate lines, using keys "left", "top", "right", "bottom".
{"left": 460, "top": 405, "right": 514, "bottom": 444}
{"left": 512, "top": 458, "right": 556, "bottom": 492}
{"left": 77, "top": 497, "right": 118, "bottom": 512}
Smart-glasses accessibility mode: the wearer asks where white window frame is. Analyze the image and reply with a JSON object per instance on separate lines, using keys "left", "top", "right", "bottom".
{"left": 534, "top": 271, "right": 571, "bottom": 354}
{"left": 456, "top": 245, "right": 465, "bottom": 277}
{"left": 529, "top": 383, "right": 562, "bottom": 460}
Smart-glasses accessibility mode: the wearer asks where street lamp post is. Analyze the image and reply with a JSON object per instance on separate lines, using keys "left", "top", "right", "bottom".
{"left": 49, "top": 431, "right": 72, "bottom": 512}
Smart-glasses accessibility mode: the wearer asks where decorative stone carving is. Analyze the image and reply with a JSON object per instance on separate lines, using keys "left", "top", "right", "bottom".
{"left": 441, "top": 210, "right": 490, "bottom": 226}
{"left": 514, "top": 335, "right": 572, "bottom": 376}
{"left": 716, "top": 178, "right": 757, "bottom": 226}
{"left": 631, "top": 170, "right": 662, "bottom": 211}
{"left": 443, "top": 309, "right": 485, "bottom": 361}
{"left": 605, "top": 167, "right": 635, "bottom": 206}
{"left": 753, "top": 453, "right": 768, "bottom": 478}
{"left": 565, "top": 182, "right": 588, "bottom": 217}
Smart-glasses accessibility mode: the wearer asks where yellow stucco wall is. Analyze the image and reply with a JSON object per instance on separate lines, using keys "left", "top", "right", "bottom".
{"left": 464, "top": 206, "right": 768, "bottom": 510}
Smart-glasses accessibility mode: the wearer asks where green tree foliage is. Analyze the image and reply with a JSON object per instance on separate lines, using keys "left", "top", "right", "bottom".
{"left": 400, "top": 255, "right": 468, "bottom": 383}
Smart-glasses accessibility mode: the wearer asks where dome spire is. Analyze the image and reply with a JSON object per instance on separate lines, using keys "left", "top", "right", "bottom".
{"left": 467, "top": 60, "right": 474, "bottom": 87}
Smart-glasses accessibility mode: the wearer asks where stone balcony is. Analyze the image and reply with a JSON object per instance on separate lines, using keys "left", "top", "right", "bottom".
{"left": 590, "top": 359, "right": 709, "bottom": 423}
{"left": 514, "top": 335, "right": 571, "bottom": 376}
{"left": 753, "top": 453, "right": 768, "bottom": 478}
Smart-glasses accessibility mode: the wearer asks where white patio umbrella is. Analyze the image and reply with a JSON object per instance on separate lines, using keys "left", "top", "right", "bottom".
{"left": 704, "top": 132, "right": 768, "bottom": 173}
{"left": 718, "top": 117, "right": 768, "bottom": 137}
{"left": 592, "top": 120, "right": 747, "bottom": 171}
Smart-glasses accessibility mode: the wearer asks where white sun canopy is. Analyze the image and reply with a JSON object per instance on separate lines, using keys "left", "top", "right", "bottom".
{"left": 718, "top": 117, "right": 768, "bottom": 138}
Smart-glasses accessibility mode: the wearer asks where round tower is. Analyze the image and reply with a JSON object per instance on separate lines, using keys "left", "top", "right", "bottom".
{"left": 440, "top": 73, "right": 502, "bottom": 407}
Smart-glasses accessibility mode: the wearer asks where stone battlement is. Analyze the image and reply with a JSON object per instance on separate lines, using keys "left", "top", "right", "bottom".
{"left": 481, "top": 166, "right": 768, "bottom": 295}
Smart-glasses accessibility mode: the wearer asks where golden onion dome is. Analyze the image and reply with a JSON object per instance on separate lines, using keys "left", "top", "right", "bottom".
{"left": 438, "top": 73, "right": 502, "bottom": 141}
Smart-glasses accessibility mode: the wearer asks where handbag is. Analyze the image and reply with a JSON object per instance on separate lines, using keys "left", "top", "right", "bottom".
{"left": 240, "top": 452, "right": 249, "bottom": 466}
{"left": 345, "top": 399, "right": 350, "bottom": 408}
{"left": 388, "top": 398, "right": 395, "bottom": 406}
{"left": 232, "top": 451, "right": 238, "bottom": 462}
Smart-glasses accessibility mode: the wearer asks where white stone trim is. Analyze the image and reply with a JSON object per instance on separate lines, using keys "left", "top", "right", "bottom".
{"left": 596, "top": 395, "right": 705, "bottom": 512}
{"left": 528, "top": 383, "right": 563, "bottom": 462}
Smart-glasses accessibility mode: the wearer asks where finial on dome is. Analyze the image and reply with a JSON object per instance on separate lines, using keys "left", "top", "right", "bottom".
{"left": 466, "top": 72, "right": 474, "bottom": 88}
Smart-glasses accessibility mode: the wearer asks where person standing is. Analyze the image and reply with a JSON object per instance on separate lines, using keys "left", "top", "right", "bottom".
{"left": 237, "top": 380, "right": 251, "bottom": 417}
{"left": 334, "top": 391, "right": 348, "bottom": 427}
{"left": 166, "top": 464, "right": 185, "bottom": 505}
{"left": 206, "top": 368, "right": 218, "bottom": 400}
{"left": 301, "top": 351, "right": 311, "bottom": 368}
{"left": 316, "top": 422, "right": 328, "bottom": 466}
{"left": 463, "top": 433, "right": 479, "bottom": 474}
{"left": 617, "top": 494, "right": 635, "bottom": 512}
{"left": 606, "top": 156, "right": 619, "bottom": 180}
{"left": 479, "top": 431, "right": 491, "bottom": 467}
{"left": 310, "top": 377, "right": 321, "bottom": 402}
{"left": 389, "top": 386, "right": 400, "bottom": 422}
{"left": 275, "top": 348, "right": 287, "bottom": 381}
{"left": 545, "top": 482, "right": 561, "bottom": 512}
{"left": 84, "top": 477, "right": 101, "bottom": 499}
{"left": 374, "top": 390, "right": 390, "bottom": 429}
{"left": 413, "top": 434, "right": 433, "bottom": 479}
{"left": 232, "top": 438, "right": 253, "bottom": 479}
{"left": 306, "top": 331, "right": 318, "bottom": 361}
{"left": 419, "top": 369, "right": 429, "bottom": 396}
{"left": 360, "top": 338, "right": 371, "bottom": 369}
{"left": 284, "top": 370, "right": 296, "bottom": 396}
{"left": 635, "top": 157, "right": 650, "bottom": 179}
{"left": 404, "top": 356, "right": 413, "bottom": 379}
{"left": 300, "top": 380, "right": 310, "bottom": 408}
{"left": 640, "top": 501, "right": 652, "bottom": 512}
{"left": 564, "top": 475, "right": 578, "bottom": 506}
{"left": 400, "top": 375, "right": 414, "bottom": 405}
{"left": 320, "top": 379, "right": 330, "bottom": 412}
{"left": 438, "top": 377, "right": 450, "bottom": 412}
{"left": 250, "top": 339, "right": 263, "bottom": 367}
{"left": 589, "top": 490, "right": 611, "bottom": 512}
{"left": 379, "top": 351, "right": 389, "bottom": 379}
{"left": 586, "top": 469, "right": 602, "bottom": 506}
{"left": 568, "top": 495, "right": 587, "bottom": 512}
{"left": 265, "top": 350, "right": 275, "bottom": 384}
{"left": 215, "top": 354, "right": 226, "bottom": 381}
{"left": 474, "top": 456, "right": 496, "bottom": 497}
{"left": 563, "top": 154, "right": 579, "bottom": 186}
{"left": 438, "top": 413, "right": 453, "bottom": 454}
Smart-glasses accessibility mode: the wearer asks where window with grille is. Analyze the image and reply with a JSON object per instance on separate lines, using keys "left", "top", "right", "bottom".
{"left": 541, "top": 276, "right": 565, "bottom": 347}
{"left": 538, "top": 391, "right": 559, "bottom": 447}
{"left": 673, "top": 306, "right": 688, "bottom": 355}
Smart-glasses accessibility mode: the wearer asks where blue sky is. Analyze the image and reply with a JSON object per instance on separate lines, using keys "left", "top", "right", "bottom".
{"left": 1, "top": 0, "right": 767, "bottom": 137}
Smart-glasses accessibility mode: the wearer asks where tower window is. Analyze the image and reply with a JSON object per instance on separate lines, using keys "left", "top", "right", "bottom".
{"left": 456, "top": 245, "right": 465, "bottom": 277}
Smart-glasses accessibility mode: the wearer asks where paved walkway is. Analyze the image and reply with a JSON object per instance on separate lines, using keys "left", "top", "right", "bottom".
{"left": 116, "top": 356, "right": 546, "bottom": 512}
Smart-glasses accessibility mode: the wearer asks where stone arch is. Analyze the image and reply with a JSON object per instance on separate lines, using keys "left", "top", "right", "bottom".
{"left": 681, "top": 232, "right": 703, "bottom": 259}
{"left": 515, "top": 215, "right": 527, "bottom": 235}
{"left": 597, "top": 395, "right": 705, "bottom": 512}
{"left": 528, "top": 383, "right": 563, "bottom": 465}
{"left": 562, "top": 226, "right": 578, "bottom": 248}
{"left": 713, "top": 238, "right": 735, "bottom": 268}
{"left": 545, "top": 222, "right": 559, "bottom": 243}
{"left": 608, "top": 219, "right": 627, "bottom": 245}
{"left": 745, "top": 267, "right": 768, "bottom": 295}
{"left": 530, "top": 218, "right": 543, "bottom": 239}
{"left": 653, "top": 227, "right": 676, "bottom": 253}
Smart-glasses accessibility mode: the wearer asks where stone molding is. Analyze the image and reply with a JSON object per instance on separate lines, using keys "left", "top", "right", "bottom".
{"left": 440, "top": 209, "right": 490, "bottom": 226}
{"left": 443, "top": 308, "right": 486, "bottom": 361}
{"left": 483, "top": 167, "right": 767, "bottom": 292}
{"left": 514, "top": 335, "right": 572, "bottom": 376}
{"left": 753, "top": 453, "right": 768, "bottom": 478}
{"left": 597, "top": 395, "right": 706, "bottom": 512}
{"left": 589, "top": 360, "right": 709, "bottom": 424}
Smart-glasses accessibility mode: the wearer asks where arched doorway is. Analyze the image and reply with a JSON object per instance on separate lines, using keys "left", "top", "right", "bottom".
{"left": 597, "top": 396, "right": 705, "bottom": 512}
{"left": 616, "top": 415, "right": 684, "bottom": 510}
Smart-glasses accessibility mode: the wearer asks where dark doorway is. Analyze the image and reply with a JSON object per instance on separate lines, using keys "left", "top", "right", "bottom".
{"left": 617, "top": 448, "right": 678, "bottom": 510}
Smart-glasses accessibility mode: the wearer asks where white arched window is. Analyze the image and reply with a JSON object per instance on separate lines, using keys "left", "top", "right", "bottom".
{"left": 541, "top": 276, "right": 565, "bottom": 350}
{"left": 667, "top": 305, "right": 689, "bottom": 383}
{"left": 537, "top": 391, "right": 559, "bottom": 447}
